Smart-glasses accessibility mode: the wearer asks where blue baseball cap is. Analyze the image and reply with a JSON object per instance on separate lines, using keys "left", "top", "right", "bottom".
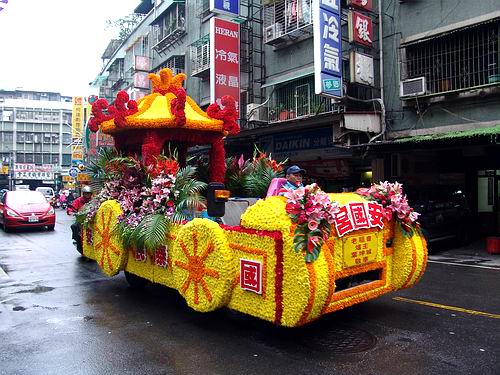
{"left": 286, "top": 165, "right": 306, "bottom": 175}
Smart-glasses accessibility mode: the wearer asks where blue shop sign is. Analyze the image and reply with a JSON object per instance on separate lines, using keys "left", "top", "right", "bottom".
{"left": 273, "top": 128, "right": 334, "bottom": 152}
{"left": 210, "top": 0, "right": 239, "bottom": 17}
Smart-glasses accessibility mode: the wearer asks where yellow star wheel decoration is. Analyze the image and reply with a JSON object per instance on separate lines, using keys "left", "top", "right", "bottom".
{"left": 172, "top": 219, "right": 236, "bottom": 312}
{"left": 93, "top": 200, "right": 127, "bottom": 277}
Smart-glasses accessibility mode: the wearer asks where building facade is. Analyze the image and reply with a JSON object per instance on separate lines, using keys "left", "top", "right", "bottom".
{"left": 92, "top": 0, "right": 500, "bottom": 235}
{"left": 0, "top": 90, "right": 73, "bottom": 190}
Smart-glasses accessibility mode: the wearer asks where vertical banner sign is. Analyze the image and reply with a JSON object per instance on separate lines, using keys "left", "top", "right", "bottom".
{"left": 210, "top": 17, "right": 240, "bottom": 115}
{"left": 348, "top": 11, "right": 373, "bottom": 47}
{"left": 210, "top": 0, "right": 239, "bottom": 17}
{"left": 71, "top": 97, "right": 84, "bottom": 138}
{"left": 314, "top": 0, "right": 343, "bottom": 98}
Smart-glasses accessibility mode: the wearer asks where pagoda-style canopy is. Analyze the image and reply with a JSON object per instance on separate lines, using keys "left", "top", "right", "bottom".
{"left": 88, "top": 68, "right": 239, "bottom": 182}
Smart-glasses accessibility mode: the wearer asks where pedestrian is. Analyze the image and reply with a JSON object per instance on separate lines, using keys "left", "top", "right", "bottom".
{"left": 279, "top": 165, "right": 306, "bottom": 195}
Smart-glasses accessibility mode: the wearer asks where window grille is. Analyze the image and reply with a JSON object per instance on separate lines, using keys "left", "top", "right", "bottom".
{"left": 268, "top": 76, "right": 344, "bottom": 123}
{"left": 190, "top": 36, "right": 210, "bottom": 76}
{"left": 401, "top": 20, "right": 500, "bottom": 95}
{"left": 156, "top": 55, "right": 186, "bottom": 75}
{"left": 263, "top": 0, "right": 313, "bottom": 44}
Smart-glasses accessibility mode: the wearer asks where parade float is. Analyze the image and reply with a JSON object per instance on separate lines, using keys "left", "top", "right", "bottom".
{"left": 79, "top": 68, "right": 427, "bottom": 327}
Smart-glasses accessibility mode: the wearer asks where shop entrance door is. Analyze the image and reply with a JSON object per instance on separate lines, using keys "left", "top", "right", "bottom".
{"left": 477, "top": 170, "right": 500, "bottom": 234}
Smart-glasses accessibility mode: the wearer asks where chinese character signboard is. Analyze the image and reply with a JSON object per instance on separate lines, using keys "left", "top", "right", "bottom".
{"left": 210, "top": 17, "right": 240, "bottom": 115}
{"left": 240, "top": 258, "right": 262, "bottom": 294}
{"left": 71, "top": 96, "right": 84, "bottom": 138}
{"left": 135, "top": 55, "right": 151, "bottom": 71}
{"left": 348, "top": 11, "right": 372, "bottom": 47}
{"left": 13, "top": 164, "right": 54, "bottom": 181}
{"left": 314, "top": 0, "right": 343, "bottom": 98}
{"left": 210, "top": 0, "right": 239, "bottom": 17}
{"left": 342, "top": 233, "right": 378, "bottom": 268}
{"left": 333, "top": 201, "right": 384, "bottom": 237}
{"left": 134, "top": 72, "right": 150, "bottom": 89}
{"left": 350, "top": 51, "right": 374, "bottom": 86}
{"left": 347, "top": 0, "right": 372, "bottom": 11}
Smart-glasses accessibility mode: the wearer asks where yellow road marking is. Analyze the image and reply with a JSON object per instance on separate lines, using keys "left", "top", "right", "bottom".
{"left": 393, "top": 297, "right": 500, "bottom": 319}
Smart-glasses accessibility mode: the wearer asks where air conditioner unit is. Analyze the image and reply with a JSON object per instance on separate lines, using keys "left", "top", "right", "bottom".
{"left": 264, "top": 23, "right": 283, "bottom": 43}
{"left": 247, "top": 103, "right": 267, "bottom": 122}
{"left": 400, "top": 77, "right": 426, "bottom": 97}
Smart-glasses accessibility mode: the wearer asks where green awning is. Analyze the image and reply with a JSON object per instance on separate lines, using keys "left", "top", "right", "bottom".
{"left": 261, "top": 66, "right": 314, "bottom": 88}
{"left": 394, "top": 125, "right": 500, "bottom": 144}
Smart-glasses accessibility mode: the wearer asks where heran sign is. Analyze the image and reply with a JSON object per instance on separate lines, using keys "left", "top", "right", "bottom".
{"left": 210, "top": 17, "right": 240, "bottom": 115}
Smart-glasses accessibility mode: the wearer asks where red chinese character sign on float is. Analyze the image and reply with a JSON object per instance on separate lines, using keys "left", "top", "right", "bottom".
{"left": 348, "top": 11, "right": 373, "bottom": 47}
{"left": 210, "top": 17, "right": 240, "bottom": 115}
{"left": 333, "top": 201, "right": 385, "bottom": 237}
{"left": 240, "top": 258, "right": 262, "bottom": 294}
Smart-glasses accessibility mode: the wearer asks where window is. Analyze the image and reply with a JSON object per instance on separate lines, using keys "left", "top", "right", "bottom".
{"left": 3, "top": 132, "right": 13, "bottom": 143}
{"left": 268, "top": 76, "right": 343, "bottom": 122}
{"left": 52, "top": 155, "right": 59, "bottom": 164}
{"left": 62, "top": 133, "right": 71, "bottom": 145}
{"left": 16, "top": 153, "right": 25, "bottom": 163}
{"left": 191, "top": 36, "right": 210, "bottom": 76}
{"left": 401, "top": 20, "right": 500, "bottom": 95}
{"left": 25, "top": 154, "right": 34, "bottom": 163}
{"left": 152, "top": 3, "right": 186, "bottom": 53}
{"left": 43, "top": 154, "right": 51, "bottom": 164}
{"left": 16, "top": 133, "right": 25, "bottom": 143}
{"left": 25, "top": 133, "right": 34, "bottom": 143}
{"left": 35, "top": 153, "right": 43, "bottom": 164}
{"left": 156, "top": 55, "right": 185, "bottom": 75}
{"left": 52, "top": 134, "right": 59, "bottom": 144}
{"left": 43, "top": 133, "right": 51, "bottom": 144}
{"left": 62, "top": 154, "right": 71, "bottom": 167}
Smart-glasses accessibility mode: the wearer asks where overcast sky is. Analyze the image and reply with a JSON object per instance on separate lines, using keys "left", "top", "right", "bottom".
{"left": 0, "top": 0, "right": 139, "bottom": 97}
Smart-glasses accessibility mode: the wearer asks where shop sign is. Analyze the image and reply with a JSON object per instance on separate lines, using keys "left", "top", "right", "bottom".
{"left": 62, "top": 175, "right": 74, "bottom": 182}
{"left": 240, "top": 258, "right": 262, "bottom": 294}
{"left": 349, "top": 51, "right": 374, "bottom": 86}
{"left": 134, "top": 72, "right": 150, "bottom": 89}
{"left": 210, "top": 0, "right": 239, "bottom": 17}
{"left": 134, "top": 55, "right": 150, "bottom": 72}
{"left": 333, "top": 201, "right": 384, "bottom": 237}
{"left": 71, "top": 144, "right": 84, "bottom": 161}
{"left": 347, "top": 0, "right": 372, "bottom": 11}
{"left": 314, "top": 0, "right": 343, "bottom": 98}
{"left": 1, "top": 166, "right": 8, "bottom": 175}
{"left": 348, "top": 11, "right": 373, "bottom": 47}
{"left": 14, "top": 171, "right": 54, "bottom": 180}
{"left": 210, "top": 17, "right": 240, "bottom": 115}
{"left": 77, "top": 173, "right": 91, "bottom": 183}
{"left": 72, "top": 96, "right": 85, "bottom": 138}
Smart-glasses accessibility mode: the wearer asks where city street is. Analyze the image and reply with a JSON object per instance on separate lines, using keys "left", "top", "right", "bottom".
{"left": 0, "top": 211, "right": 499, "bottom": 375}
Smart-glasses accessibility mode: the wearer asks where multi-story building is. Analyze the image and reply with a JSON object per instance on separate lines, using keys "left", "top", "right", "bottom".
{"left": 0, "top": 90, "right": 73, "bottom": 190}
{"left": 92, "top": 0, "right": 500, "bottom": 236}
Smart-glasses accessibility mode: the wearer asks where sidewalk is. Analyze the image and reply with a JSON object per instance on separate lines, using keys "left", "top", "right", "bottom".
{"left": 428, "top": 238, "right": 500, "bottom": 268}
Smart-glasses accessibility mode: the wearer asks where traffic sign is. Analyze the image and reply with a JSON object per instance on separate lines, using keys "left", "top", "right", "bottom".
{"left": 68, "top": 167, "right": 79, "bottom": 178}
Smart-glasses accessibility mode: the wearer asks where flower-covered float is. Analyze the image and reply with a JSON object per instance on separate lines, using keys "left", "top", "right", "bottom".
{"left": 80, "top": 68, "right": 427, "bottom": 327}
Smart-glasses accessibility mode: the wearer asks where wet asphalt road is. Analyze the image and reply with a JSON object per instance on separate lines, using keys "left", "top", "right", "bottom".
{"left": 0, "top": 211, "right": 499, "bottom": 375}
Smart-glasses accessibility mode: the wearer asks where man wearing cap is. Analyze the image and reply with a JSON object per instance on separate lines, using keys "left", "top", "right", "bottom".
{"left": 279, "top": 165, "right": 306, "bottom": 195}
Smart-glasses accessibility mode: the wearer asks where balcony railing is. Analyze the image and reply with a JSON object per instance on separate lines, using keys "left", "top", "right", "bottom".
{"left": 263, "top": 0, "right": 313, "bottom": 45}
{"left": 267, "top": 78, "right": 343, "bottom": 123}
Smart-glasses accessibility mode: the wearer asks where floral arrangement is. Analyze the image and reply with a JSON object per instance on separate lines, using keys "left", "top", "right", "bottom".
{"left": 356, "top": 181, "right": 420, "bottom": 236}
{"left": 219, "top": 147, "right": 287, "bottom": 198}
{"left": 284, "top": 184, "right": 339, "bottom": 262}
{"left": 77, "top": 153, "right": 206, "bottom": 253}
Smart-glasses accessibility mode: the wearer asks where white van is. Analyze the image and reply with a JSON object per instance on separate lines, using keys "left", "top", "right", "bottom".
{"left": 35, "top": 187, "right": 55, "bottom": 204}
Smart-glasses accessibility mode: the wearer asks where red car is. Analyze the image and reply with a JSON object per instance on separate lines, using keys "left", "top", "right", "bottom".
{"left": 0, "top": 190, "right": 56, "bottom": 232}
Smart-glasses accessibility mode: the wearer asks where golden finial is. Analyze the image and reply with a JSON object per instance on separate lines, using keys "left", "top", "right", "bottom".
{"left": 148, "top": 68, "right": 186, "bottom": 93}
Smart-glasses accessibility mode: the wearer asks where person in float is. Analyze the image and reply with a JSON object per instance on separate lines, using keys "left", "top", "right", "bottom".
{"left": 279, "top": 165, "right": 306, "bottom": 195}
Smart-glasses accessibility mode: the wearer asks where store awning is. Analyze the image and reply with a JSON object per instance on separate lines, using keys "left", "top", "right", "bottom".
{"left": 261, "top": 65, "right": 314, "bottom": 88}
{"left": 393, "top": 125, "right": 500, "bottom": 144}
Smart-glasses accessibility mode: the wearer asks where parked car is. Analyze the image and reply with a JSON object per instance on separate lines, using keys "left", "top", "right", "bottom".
{"left": 407, "top": 185, "right": 472, "bottom": 247}
{"left": 35, "top": 187, "right": 56, "bottom": 206}
{"left": 0, "top": 190, "right": 55, "bottom": 231}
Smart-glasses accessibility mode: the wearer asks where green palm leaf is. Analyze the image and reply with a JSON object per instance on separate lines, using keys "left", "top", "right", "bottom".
{"left": 134, "top": 214, "right": 169, "bottom": 252}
